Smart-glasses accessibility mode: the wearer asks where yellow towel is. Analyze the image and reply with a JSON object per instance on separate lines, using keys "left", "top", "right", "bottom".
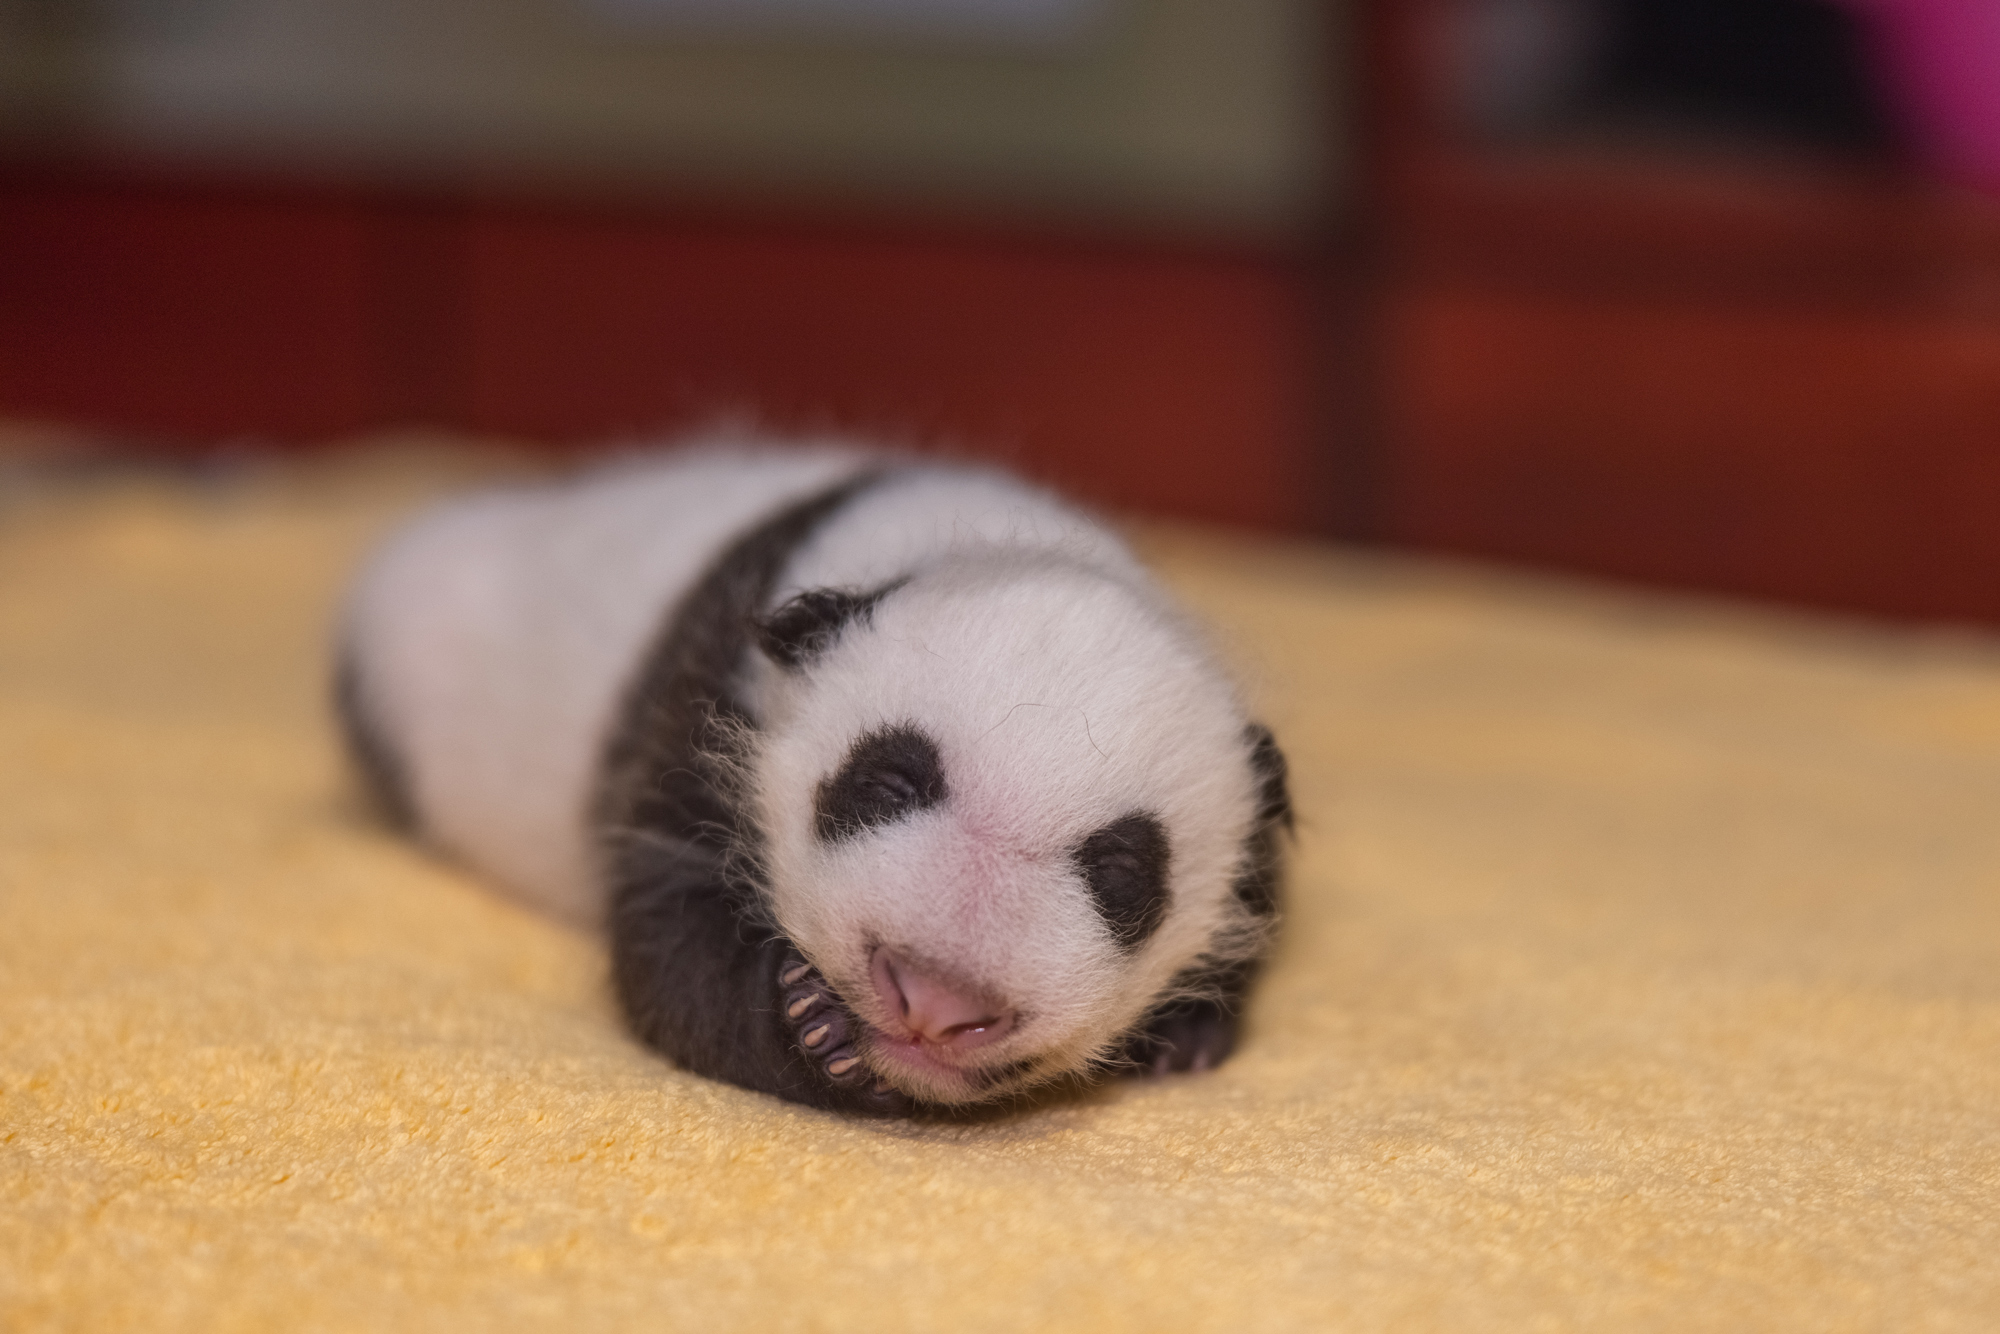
{"left": 3, "top": 445, "right": 1997, "bottom": 1331}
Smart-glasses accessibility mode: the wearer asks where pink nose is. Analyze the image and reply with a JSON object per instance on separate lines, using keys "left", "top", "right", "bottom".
{"left": 871, "top": 948, "right": 1015, "bottom": 1050}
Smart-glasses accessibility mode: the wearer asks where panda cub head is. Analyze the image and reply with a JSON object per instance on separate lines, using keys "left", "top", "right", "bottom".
{"left": 747, "top": 552, "right": 1277, "bottom": 1107}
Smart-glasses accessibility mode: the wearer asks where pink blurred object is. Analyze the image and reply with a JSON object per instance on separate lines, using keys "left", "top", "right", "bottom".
{"left": 1842, "top": 0, "right": 2000, "bottom": 192}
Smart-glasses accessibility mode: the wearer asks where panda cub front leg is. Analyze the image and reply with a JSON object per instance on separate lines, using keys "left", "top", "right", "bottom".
{"left": 608, "top": 844, "right": 909, "bottom": 1114}
{"left": 1123, "top": 996, "right": 1242, "bottom": 1074}
{"left": 1118, "top": 959, "right": 1258, "bottom": 1075}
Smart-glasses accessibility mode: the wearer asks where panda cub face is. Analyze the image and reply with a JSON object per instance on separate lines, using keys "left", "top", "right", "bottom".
{"left": 750, "top": 555, "right": 1265, "bottom": 1107}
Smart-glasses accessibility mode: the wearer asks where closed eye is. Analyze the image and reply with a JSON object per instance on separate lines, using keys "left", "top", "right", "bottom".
{"left": 1074, "top": 812, "right": 1171, "bottom": 950}
{"left": 861, "top": 770, "right": 918, "bottom": 806}
{"left": 814, "top": 725, "right": 949, "bottom": 842}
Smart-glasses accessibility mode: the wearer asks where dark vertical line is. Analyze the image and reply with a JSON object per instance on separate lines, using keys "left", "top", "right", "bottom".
{"left": 1311, "top": 0, "right": 1397, "bottom": 542}
{"left": 1312, "top": 215, "right": 1387, "bottom": 544}
{"left": 372, "top": 190, "right": 470, "bottom": 430}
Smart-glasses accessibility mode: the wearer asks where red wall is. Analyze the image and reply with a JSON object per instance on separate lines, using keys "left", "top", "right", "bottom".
{"left": 1363, "top": 152, "right": 2000, "bottom": 624}
{"left": 0, "top": 175, "right": 384, "bottom": 439}
{"left": 1387, "top": 286, "right": 2000, "bottom": 622}
{"left": 9, "top": 156, "right": 2000, "bottom": 624}
{"left": 0, "top": 166, "right": 1320, "bottom": 530}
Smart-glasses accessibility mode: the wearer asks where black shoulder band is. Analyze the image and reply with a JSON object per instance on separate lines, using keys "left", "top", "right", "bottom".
{"left": 594, "top": 468, "right": 888, "bottom": 856}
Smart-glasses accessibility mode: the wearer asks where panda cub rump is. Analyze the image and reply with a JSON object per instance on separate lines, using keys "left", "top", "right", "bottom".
{"left": 339, "top": 446, "right": 1290, "bottom": 1114}
{"left": 336, "top": 450, "right": 870, "bottom": 924}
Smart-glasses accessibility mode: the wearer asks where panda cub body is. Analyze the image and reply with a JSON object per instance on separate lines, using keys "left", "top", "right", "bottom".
{"left": 338, "top": 445, "right": 1288, "bottom": 1114}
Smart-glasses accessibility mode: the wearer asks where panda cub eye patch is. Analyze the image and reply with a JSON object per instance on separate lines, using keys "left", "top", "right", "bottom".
{"left": 1074, "top": 813, "right": 1171, "bottom": 950}
{"left": 815, "top": 725, "right": 949, "bottom": 842}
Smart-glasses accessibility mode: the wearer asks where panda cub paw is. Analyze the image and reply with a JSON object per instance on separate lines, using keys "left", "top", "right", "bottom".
{"left": 1125, "top": 1000, "right": 1240, "bottom": 1076}
{"left": 777, "top": 953, "right": 912, "bottom": 1114}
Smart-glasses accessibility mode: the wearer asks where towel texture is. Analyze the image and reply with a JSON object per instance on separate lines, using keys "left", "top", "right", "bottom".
{"left": 2, "top": 448, "right": 1996, "bottom": 1331}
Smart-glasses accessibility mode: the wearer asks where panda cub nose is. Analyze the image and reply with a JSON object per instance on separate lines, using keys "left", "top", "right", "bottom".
{"left": 871, "top": 948, "right": 1016, "bottom": 1050}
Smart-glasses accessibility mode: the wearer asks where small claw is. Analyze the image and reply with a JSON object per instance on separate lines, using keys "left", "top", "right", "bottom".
{"left": 786, "top": 993, "right": 821, "bottom": 1020}
{"left": 780, "top": 961, "right": 812, "bottom": 986}
{"left": 802, "top": 1023, "right": 830, "bottom": 1049}
{"left": 827, "top": 1054, "right": 861, "bottom": 1078}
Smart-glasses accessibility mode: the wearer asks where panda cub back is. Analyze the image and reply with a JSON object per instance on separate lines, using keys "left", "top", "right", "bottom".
{"left": 338, "top": 444, "right": 1289, "bottom": 1114}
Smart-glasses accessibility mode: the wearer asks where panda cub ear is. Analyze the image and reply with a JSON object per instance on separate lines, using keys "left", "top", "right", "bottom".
{"left": 755, "top": 581, "right": 905, "bottom": 669}
{"left": 1245, "top": 722, "right": 1292, "bottom": 831}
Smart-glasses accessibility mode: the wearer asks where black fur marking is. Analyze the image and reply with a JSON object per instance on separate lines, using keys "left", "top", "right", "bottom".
{"left": 1247, "top": 722, "right": 1292, "bottom": 832}
{"left": 1075, "top": 812, "right": 1171, "bottom": 951}
{"left": 757, "top": 581, "right": 905, "bottom": 669}
{"left": 1117, "top": 723, "right": 1292, "bottom": 1074}
{"left": 598, "top": 470, "right": 910, "bottom": 1114}
{"left": 814, "top": 725, "right": 949, "bottom": 844}
{"left": 1232, "top": 722, "right": 1291, "bottom": 919}
{"left": 333, "top": 647, "right": 416, "bottom": 831}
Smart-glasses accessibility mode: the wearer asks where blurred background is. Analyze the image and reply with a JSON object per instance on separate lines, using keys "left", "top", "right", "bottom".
{"left": 2, "top": 0, "right": 1996, "bottom": 620}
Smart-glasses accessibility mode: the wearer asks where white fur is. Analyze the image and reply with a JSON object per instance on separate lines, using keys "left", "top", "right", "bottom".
{"left": 344, "top": 441, "right": 1268, "bottom": 1100}
{"left": 341, "top": 446, "right": 870, "bottom": 922}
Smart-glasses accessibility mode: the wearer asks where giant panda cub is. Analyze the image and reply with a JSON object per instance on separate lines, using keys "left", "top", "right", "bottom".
{"left": 336, "top": 445, "right": 1289, "bottom": 1115}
